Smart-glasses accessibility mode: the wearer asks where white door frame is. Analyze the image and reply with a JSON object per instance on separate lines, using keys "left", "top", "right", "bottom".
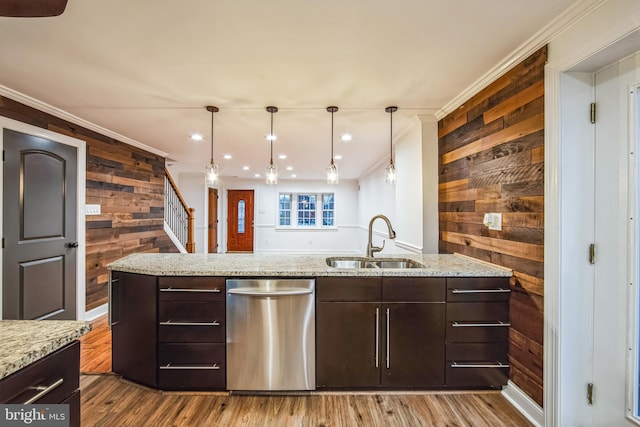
{"left": 0, "top": 116, "right": 86, "bottom": 320}
{"left": 545, "top": 1, "right": 640, "bottom": 423}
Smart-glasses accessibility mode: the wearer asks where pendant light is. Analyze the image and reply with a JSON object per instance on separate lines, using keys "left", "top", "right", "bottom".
{"left": 205, "top": 105, "right": 219, "bottom": 187}
{"left": 265, "top": 106, "right": 278, "bottom": 185}
{"left": 326, "top": 106, "right": 339, "bottom": 184}
{"left": 385, "top": 106, "right": 398, "bottom": 184}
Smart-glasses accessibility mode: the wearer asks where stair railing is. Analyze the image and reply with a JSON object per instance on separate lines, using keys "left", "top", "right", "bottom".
{"left": 164, "top": 168, "right": 195, "bottom": 252}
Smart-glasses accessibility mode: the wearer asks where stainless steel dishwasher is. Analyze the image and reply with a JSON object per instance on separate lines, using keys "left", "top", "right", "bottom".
{"left": 226, "top": 278, "right": 315, "bottom": 391}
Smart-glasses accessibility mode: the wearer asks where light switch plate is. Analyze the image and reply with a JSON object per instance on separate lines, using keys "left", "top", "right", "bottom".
{"left": 86, "top": 204, "right": 101, "bottom": 216}
{"left": 483, "top": 212, "right": 502, "bottom": 231}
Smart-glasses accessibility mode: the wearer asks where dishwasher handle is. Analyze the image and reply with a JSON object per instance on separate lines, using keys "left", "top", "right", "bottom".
{"left": 227, "top": 288, "right": 313, "bottom": 297}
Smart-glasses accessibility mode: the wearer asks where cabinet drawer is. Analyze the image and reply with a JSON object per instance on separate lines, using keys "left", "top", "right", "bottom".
{"left": 159, "top": 321, "right": 225, "bottom": 343}
{"left": 0, "top": 341, "right": 79, "bottom": 404}
{"left": 446, "top": 343, "right": 508, "bottom": 362}
{"left": 446, "top": 278, "right": 511, "bottom": 302}
{"left": 159, "top": 277, "right": 225, "bottom": 302}
{"left": 159, "top": 301, "right": 225, "bottom": 323}
{"left": 158, "top": 343, "right": 225, "bottom": 390}
{"left": 316, "top": 277, "right": 381, "bottom": 302}
{"left": 446, "top": 362, "right": 509, "bottom": 389}
{"left": 446, "top": 302, "right": 509, "bottom": 322}
{"left": 382, "top": 277, "right": 445, "bottom": 302}
{"left": 446, "top": 321, "right": 510, "bottom": 343}
{"left": 61, "top": 390, "right": 80, "bottom": 427}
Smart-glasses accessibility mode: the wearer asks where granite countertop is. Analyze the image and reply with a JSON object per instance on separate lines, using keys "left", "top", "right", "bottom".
{"left": 108, "top": 253, "right": 512, "bottom": 277}
{"left": 0, "top": 320, "right": 91, "bottom": 380}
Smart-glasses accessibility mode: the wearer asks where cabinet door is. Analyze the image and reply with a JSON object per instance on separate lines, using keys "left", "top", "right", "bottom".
{"left": 382, "top": 303, "right": 445, "bottom": 387}
{"left": 111, "top": 272, "right": 157, "bottom": 388}
{"left": 316, "top": 302, "right": 380, "bottom": 388}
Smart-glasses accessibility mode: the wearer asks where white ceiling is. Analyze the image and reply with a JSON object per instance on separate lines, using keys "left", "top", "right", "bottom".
{"left": 0, "top": 0, "right": 578, "bottom": 180}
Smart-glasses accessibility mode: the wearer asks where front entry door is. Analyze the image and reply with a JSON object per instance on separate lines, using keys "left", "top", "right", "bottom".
{"left": 227, "top": 190, "right": 254, "bottom": 252}
{"left": 208, "top": 188, "right": 218, "bottom": 253}
{"left": 3, "top": 128, "right": 78, "bottom": 320}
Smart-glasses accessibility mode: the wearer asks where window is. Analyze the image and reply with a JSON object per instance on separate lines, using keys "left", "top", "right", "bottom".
{"left": 278, "top": 192, "right": 335, "bottom": 228}
{"left": 279, "top": 194, "right": 291, "bottom": 226}
{"left": 237, "top": 200, "right": 245, "bottom": 234}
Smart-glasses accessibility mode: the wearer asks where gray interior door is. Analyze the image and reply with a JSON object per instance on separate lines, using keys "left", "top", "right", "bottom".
{"left": 3, "top": 128, "right": 78, "bottom": 320}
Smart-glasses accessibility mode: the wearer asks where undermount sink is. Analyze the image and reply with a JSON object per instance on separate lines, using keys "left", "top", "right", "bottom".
{"left": 326, "top": 257, "right": 425, "bottom": 269}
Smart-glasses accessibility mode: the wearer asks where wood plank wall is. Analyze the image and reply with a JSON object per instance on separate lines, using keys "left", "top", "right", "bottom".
{"left": 0, "top": 96, "right": 179, "bottom": 312}
{"left": 438, "top": 46, "right": 546, "bottom": 406}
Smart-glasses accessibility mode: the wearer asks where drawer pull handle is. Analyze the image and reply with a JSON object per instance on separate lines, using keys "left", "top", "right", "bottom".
{"left": 22, "top": 378, "right": 64, "bottom": 404}
{"left": 160, "top": 363, "right": 220, "bottom": 370}
{"left": 160, "top": 287, "right": 221, "bottom": 293}
{"left": 160, "top": 321, "right": 221, "bottom": 326}
{"left": 451, "top": 288, "right": 511, "bottom": 294}
{"left": 451, "top": 321, "right": 510, "bottom": 327}
{"left": 450, "top": 362, "right": 510, "bottom": 369}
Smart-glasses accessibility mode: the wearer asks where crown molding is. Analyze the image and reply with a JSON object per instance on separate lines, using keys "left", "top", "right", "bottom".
{"left": 436, "top": 0, "right": 607, "bottom": 120}
{"left": 0, "top": 85, "right": 168, "bottom": 158}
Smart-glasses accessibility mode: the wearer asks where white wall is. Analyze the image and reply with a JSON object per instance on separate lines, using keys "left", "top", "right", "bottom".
{"left": 421, "top": 115, "right": 439, "bottom": 253}
{"left": 217, "top": 178, "right": 360, "bottom": 254}
{"left": 358, "top": 117, "right": 424, "bottom": 254}
{"left": 175, "top": 172, "right": 208, "bottom": 253}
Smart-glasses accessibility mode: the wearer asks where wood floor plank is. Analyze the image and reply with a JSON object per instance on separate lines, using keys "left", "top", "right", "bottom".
{"left": 80, "top": 375, "right": 533, "bottom": 426}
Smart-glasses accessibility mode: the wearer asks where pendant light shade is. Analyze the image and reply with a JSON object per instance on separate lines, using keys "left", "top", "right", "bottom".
{"left": 326, "top": 106, "right": 339, "bottom": 184}
{"left": 205, "top": 106, "right": 219, "bottom": 187}
{"left": 385, "top": 106, "right": 398, "bottom": 184}
{"left": 265, "top": 106, "right": 278, "bottom": 185}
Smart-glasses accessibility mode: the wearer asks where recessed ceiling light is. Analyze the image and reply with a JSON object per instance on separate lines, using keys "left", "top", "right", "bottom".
{"left": 190, "top": 133, "right": 203, "bottom": 141}
{"left": 286, "top": 166, "right": 293, "bottom": 171}
{"left": 341, "top": 133, "right": 352, "bottom": 142}
{"left": 291, "top": 174, "right": 297, "bottom": 178}
{"left": 266, "top": 134, "right": 277, "bottom": 141}
{"left": 223, "top": 154, "right": 232, "bottom": 160}
{"left": 242, "top": 166, "right": 250, "bottom": 171}
{"left": 334, "top": 155, "right": 343, "bottom": 160}
{"left": 278, "top": 154, "right": 287, "bottom": 160}
{"left": 254, "top": 173, "right": 261, "bottom": 178}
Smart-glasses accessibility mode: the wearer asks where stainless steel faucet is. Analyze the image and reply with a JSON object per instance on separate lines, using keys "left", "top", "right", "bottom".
{"left": 366, "top": 214, "right": 396, "bottom": 257}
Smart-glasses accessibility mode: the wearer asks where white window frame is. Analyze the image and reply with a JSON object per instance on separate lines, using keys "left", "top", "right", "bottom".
{"left": 276, "top": 192, "right": 336, "bottom": 229}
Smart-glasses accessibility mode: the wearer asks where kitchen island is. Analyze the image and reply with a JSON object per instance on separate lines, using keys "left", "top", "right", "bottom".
{"left": 108, "top": 253, "right": 512, "bottom": 392}
{"left": 0, "top": 320, "right": 91, "bottom": 427}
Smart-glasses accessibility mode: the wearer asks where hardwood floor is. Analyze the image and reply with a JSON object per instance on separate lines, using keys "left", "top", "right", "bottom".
{"left": 79, "top": 315, "right": 532, "bottom": 426}
{"left": 80, "top": 375, "right": 532, "bottom": 426}
{"left": 80, "top": 315, "right": 111, "bottom": 373}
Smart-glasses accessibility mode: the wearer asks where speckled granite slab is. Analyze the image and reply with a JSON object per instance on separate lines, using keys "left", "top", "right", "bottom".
{"left": 0, "top": 320, "right": 91, "bottom": 380}
{"left": 108, "top": 253, "right": 512, "bottom": 277}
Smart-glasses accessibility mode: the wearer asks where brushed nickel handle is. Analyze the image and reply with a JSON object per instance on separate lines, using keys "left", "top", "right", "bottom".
{"left": 160, "top": 321, "right": 220, "bottom": 326}
{"left": 375, "top": 308, "right": 380, "bottom": 368}
{"left": 22, "top": 378, "right": 64, "bottom": 404}
{"left": 160, "top": 363, "right": 220, "bottom": 370}
{"left": 386, "top": 308, "right": 390, "bottom": 369}
{"left": 227, "top": 288, "right": 311, "bottom": 297}
{"left": 450, "top": 362, "right": 510, "bottom": 368}
{"left": 451, "top": 288, "right": 511, "bottom": 294}
{"left": 451, "top": 321, "right": 510, "bottom": 327}
{"left": 160, "top": 287, "right": 221, "bottom": 293}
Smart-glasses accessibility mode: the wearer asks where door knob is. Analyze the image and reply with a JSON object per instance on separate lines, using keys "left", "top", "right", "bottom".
{"left": 66, "top": 242, "right": 79, "bottom": 248}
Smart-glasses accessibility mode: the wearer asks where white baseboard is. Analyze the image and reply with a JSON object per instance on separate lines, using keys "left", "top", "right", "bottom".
{"left": 84, "top": 303, "right": 108, "bottom": 321}
{"left": 502, "top": 380, "right": 544, "bottom": 427}
{"left": 163, "top": 221, "right": 187, "bottom": 253}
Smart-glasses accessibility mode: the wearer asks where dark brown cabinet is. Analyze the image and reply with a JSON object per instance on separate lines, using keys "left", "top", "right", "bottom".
{"left": 111, "top": 271, "right": 158, "bottom": 388}
{"left": 445, "top": 277, "right": 511, "bottom": 389}
{"left": 0, "top": 341, "right": 81, "bottom": 427}
{"left": 316, "top": 277, "right": 445, "bottom": 389}
{"left": 157, "top": 276, "right": 226, "bottom": 390}
{"left": 110, "top": 273, "right": 226, "bottom": 391}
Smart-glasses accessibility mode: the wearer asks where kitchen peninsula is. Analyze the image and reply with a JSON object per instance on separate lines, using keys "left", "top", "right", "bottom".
{"left": 108, "top": 253, "right": 512, "bottom": 393}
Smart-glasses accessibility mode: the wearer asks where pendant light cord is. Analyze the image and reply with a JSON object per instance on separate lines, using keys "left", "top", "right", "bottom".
{"left": 330, "top": 109, "right": 334, "bottom": 165}
{"left": 270, "top": 110, "right": 274, "bottom": 165}
{"left": 389, "top": 109, "right": 393, "bottom": 164}
{"left": 210, "top": 110, "right": 214, "bottom": 164}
